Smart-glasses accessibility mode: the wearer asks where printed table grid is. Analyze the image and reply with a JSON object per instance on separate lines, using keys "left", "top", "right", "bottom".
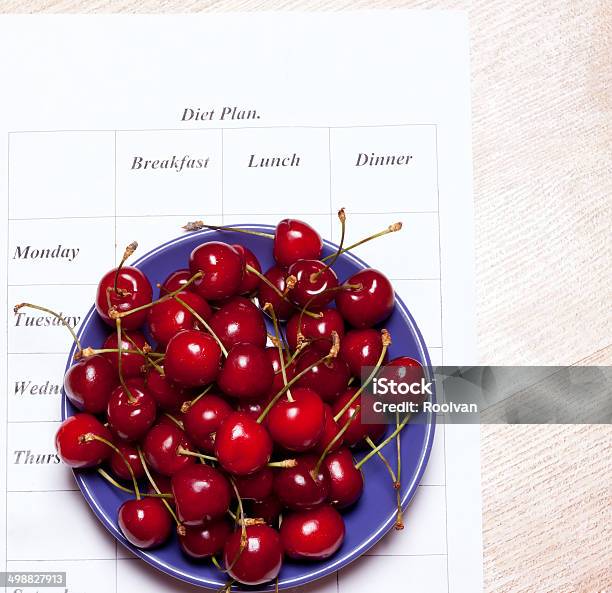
{"left": 4, "top": 123, "right": 449, "bottom": 593}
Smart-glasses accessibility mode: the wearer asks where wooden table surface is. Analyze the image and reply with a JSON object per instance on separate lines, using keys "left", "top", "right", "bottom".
{"left": 2, "top": 2, "right": 610, "bottom": 591}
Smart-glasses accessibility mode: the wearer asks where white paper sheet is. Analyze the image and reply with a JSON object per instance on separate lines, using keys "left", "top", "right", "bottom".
{"left": 0, "top": 12, "right": 482, "bottom": 593}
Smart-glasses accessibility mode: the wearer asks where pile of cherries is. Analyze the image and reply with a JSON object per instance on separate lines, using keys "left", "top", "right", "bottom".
{"left": 34, "top": 216, "right": 422, "bottom": 588}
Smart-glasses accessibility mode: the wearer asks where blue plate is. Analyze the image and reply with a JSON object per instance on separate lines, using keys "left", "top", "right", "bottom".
{"left": 62, "top": 225, "right": 435, "bottom": 591}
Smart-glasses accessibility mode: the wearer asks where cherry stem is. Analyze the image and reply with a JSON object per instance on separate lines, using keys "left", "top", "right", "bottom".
{"left": 365, "top": 436, "right": 396, "bottom": 483}
{"left": 172, "top": 294, "right": 229, "bottom": 357}
{"left": 333, "top": 329, "right": 391, "bottom": 422}
{"left": 354, "top": 414, "right": 411, "bottom": 470}
{"left": 137, "top": 446, "right": 183, "bottom": 532}
{"left": 122, "top": 330, "right": 165, "bottom": 376}
{"left": 96, "top": 468, "right": 172, "bottom": 498}
{"left": 183, "top": 220, "right": 274, "bottom": 239}
{"left": 313, "top": 405, "right": 361, "bottom": 476}
{"left": 394, "top": 410, "right": 404, "bottom": 529}
{"left": 263, "top": 302, "right": 294, "bottom": 402}
{"left": 14, "top": 303, "right": 82, "bottom": 354}
{"left": 163, "top": 413, "right": 184, "bottom": 430}
{"left": 75, "top": 347, "right": 148, "bottom": 360}
{"left": 245, "top": 264, "right": 320, "bottom": 320}
{"left": 180, "top": 384, "right": 213, "bottom": 413}
{"left": 115, "top": 318, "right": 135, "bottom": 403}
{"left": 214, "top": 578, "right": 234, "bottom": 593}
{"left": 177, "top": 447, "right": 217, "bottom": 462}
{"left": 112, "top": 271, "right": 202, "bottom": 320}
{"left": 226, "top": 478, "right": 247, "bottom": 572}
{"left": 321, "top": 222, "right": 403, "bottom": 262}
{"left": 256, "top": 332, "right": 340, "bottom": 423}
{"left": 113, "top": 241, "right": 138, "bottom": 294}
{"left": 83, "top": 434, "right": 140, "bottom": 499}
{"left": 267, "top": 459, "right": 298, "bottom": 468}
{"left": 312, "top": 208, "right": 346, "bottom": 282}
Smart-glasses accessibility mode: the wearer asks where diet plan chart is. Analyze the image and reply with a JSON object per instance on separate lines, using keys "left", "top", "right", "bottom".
{"left": 0, "top": 12, "right": 481, "bottom": 593}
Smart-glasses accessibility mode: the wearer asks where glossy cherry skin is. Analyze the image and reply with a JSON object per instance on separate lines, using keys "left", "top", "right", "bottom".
{"left": 95, "top": 266, "right": 153, "bottom": 330}
{"left": 286, "top": 307, "right": 345, "bottom": 353}
{"left": 218, "top": 344, "right": 274, "bottom": 399}
{"left": 339, "top": 328, "right": 386, "bottom": 378}
{"left": 256, "top": 265, "right": 294, "bottom": 321}
{"left": 164, "top": 330, "right": 222, "bottom": 387}
{"left": 236, "top": 398, "right": 267, "bottom": 422}
{"left": 273, "top": 219, "right": 322, "bottom": 267}
{"left": 251, "top": 495, "right": 283, "bottom": 526}
{"left": 224, "top": 524, "right": 283, "bottom": 586}
{"left": 172, "top": 464, "right": 231, "bottom": 525}
{"left": 55, "top": 413, "right": 113, "bottom": 468}
{"left": 189, "top": 241, "right": 244, "bottom": 301}
{"left": 325, "top": 447, "right": 364, "bottom": 508}
{"left": 234, "top": 467, "right": 274, "bottom": 501}
{"left": 295, "top": 347, "right": 351, "bottom": 402}
{"left": 280, "top": 505, "right": 345, "bottom": 560}
{"left": 287, "top": 259, "right": 339, "bottom": 308}
{"left": 335, "top": 268, "right": 395, "bottom": 328}
{"left": 313, "top": 404, "right": 343, "bottom": 455}
{"left": 267, "top": 387, "right": 325, "bottom": 452}
{"left": 107, "top": 379, "right": 157, "bottom": 442}
{"left": 145, "top": 366, "right": 188, "bottom": 412}
{"left": 232, "top": 244, "right": 261, "bottom": 294}
{"left": 161, "top": 269, "right": 194, "bottom": 293}
{"left": 384, "top": 356, "right": 426, "bottom": 405}
{"left": 102, "top": 330, "right": 148, "bottom": 378}
{"left": 183, "top": 394, "right": 233, "bottom": 453}
{"left": 209, "top": 296, "right": 267, "bottom": 350}
{"left": 118, "top": 497, "right": 172, "bottom": 549}
{"left": 109, "top": 440, "right": 145, "bottom": 480}
{"left": 274, "top": 455, "right": 330, "bottom": 510}
{"left": 64, "top": 355, "right": 117, "bottom": 414}
{"left": 147, "top": 291, "right": 212, "bottom": 348}
{"left": 179, "top": 519, "right": 232, "bottom": 559}
{"left": 332, "top": 388, "right": 387, "bottom": 448}
{"left": 143, "top": 422, "right": 195, "bottom": 476}
{"left": 215, "top": 412, "right": 273, "bottom": 475}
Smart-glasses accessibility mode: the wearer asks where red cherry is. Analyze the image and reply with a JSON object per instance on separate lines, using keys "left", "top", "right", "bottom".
{"left": 274, "top": 455, "right": 330, "bottom": 510}
{"left": 209, "top": 297, "right": 267, "bottom": 350}
{"left": 189, "top": 241, "right": 244, "bottom": 300}
{"left": 339, "top": 328, "right": 387, "bottom": 377}
{"left": 183, "top": 394, "right": 233, "bottom": 453}
{"left": 280, "top": 505, "right": 345, "bottom": 560}
{"left": 102, "top": 330, "right": 148, "bottom": 378}
{"left": 218, "top": 344, "right": 274, "bottom": 399}
{"left": 164, "top": 330, "right": 222, "bottom": 387}
{"left": 232, "top": 244, "right": 261, "bottom": 294}
{"left": 147, "top": 291, "right": 212, "bottom": 348}
{"left": 265, "top": 347, "right": 297, "bottom": 401}
{"left": 224, "top": 524, "right": 283, "bottom": 586}
{"left": 273, "top": 219, "right": 322, "bottom": 267}
{"left": 146, "top": 473, "right": 174, "bottom": 499}
{"left": 145, "top": 366, "right": 188, "bottom": 412}
{"left": 143, "top": 422, "right": 195, "bottom": 476}
{"left": 384, "top": 356, "right": 426, "bottom": 405}
{"left": 64, "top": 355, "right": 117, "bottom": 414}
{"left": 234, "top": 467, "right": 274, "bottom": 501}
{"left": 161, "top": 269, "right": 194, "bottom": 293}
{"left": 335, "top": 268, "right": 395, "bottom": 328}
{"left": 332, "top": 388, "right": 387, "bottom": 448}
{"left": 256, "top": 266, "right": 294, "bottom": 321}
{"left": 267, "top": 388, "right": 325, "bottom": 452}
{"left": 118, "top": 497, "right": 172, "bottom": 549}
{"left": 172, "top": 464, "right": 231, "bottom": 525}
{"left": 324, "top": 447, "right": 364, "bottom": 508}
{"left": 215, "top": 412, "right": 272, "bottom": 475}
{"left": 313, "top": 404, "right": 343, "bottom": 455}
{"left": 235, "top": 398, "right": 267, "bottom": 422}
{"left": 295, "top": 347, "right": 350, "bottom": 402}
{"left": 107, "top": 379, "right": 157, "bottom": 442}
{"left": 250, "top": 495, "right": 283, "bottom": 526}
{"left": 286, "top": 307, "right": 345, "bottom": 353}
{"left": 287, "top": 260, "right": 338, "bottom": 308}
{"left": 55, "top": 413, "right": 113, "bottom": 468}
{"left": 109, "top": 440, "right": 145, "bottom": 480}
{"left": 95, "top": 266, "right": 153, "bottom": 330}
{"left": 179, "top": 519, "right": 231, "bottom": 559}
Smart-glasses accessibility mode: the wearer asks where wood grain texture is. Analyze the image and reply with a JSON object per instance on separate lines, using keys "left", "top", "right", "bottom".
{"left": 1, "top": 2, "right": 610, "bottom": 591}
